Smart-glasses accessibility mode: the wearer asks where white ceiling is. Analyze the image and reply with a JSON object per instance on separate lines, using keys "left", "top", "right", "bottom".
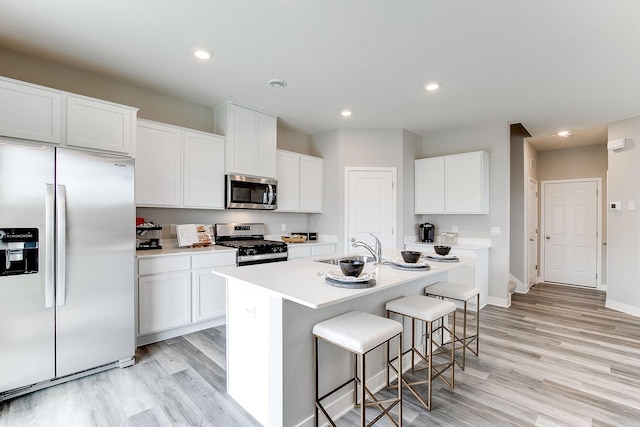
{"left": 1, "top": 1, "right": 639, "bottom": 148}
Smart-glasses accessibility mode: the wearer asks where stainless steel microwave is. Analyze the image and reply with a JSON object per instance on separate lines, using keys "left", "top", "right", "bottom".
{"left": 225, "top": 174, "right": 277, "bottom": 210}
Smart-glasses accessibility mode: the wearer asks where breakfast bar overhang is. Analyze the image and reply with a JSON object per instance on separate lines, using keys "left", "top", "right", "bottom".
{"left": 212, "top": 250, "right": 475, "bottom": 427}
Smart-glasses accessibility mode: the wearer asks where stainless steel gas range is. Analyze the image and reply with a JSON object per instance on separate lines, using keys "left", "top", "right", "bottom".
{"left": 214, "top": 223, "right": 287, "bottom": 266}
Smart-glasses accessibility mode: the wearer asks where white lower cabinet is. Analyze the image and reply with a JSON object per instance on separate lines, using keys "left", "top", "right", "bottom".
{"left": 287, "top": 243, "right": 336, "bottom": 259}
{"left": 137, "top": 250, "right": 236, "bottom": 345}
{"left": 138, "top": 271, "right": 191, "bottom": 335}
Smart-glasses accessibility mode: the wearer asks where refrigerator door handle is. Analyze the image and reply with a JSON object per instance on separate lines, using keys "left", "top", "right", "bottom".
{"left": 56, "top": 184, "right": 67, "bottom": 307}
{"left": 45, "top": 183, "right": 55, "bottom": 308}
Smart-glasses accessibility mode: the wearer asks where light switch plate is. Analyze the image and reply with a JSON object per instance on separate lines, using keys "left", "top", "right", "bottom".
{"left": 452, "top": 226, "right": 458, "bottom": 233}
{"left": 491, "top": 227, "right": 501, "bottom": 236}
{"left": 629, "top": 201, "right": 636, "bottom": 211}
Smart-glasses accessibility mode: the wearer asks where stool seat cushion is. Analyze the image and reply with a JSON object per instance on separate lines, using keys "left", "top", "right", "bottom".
{"left": 386, "top": 295, "right": 456, "bottom": 322}
{"left": 313, "top": 311, "right": 403, "bottom": 354}
{"left": 425, "top": 282, "right": 480, "bottom": 301}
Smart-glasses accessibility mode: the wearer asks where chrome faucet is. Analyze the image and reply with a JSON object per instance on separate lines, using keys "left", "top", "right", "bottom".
{"left": 351, "top": 233, "right": 382, "bottom": 264}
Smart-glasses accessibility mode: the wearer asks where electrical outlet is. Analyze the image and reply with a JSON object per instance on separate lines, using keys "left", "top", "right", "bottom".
{"left": 452, "top": 226, "right": 458, "bottom": 233}
{"left": 170, "top": 224, "right": 177, "bottom": 235}
{"left": 281, "top": 224, "right": 286, "bottom": 232}
{"left": 491, "top": 227, "right": 501, "bottom": 236}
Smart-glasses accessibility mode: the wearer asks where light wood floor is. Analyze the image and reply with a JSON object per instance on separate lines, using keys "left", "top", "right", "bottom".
{"left": 1, "top": 283, "right": 639, "bottom": 426}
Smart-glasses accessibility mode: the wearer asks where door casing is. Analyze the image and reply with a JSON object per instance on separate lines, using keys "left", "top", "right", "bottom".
{"left": 540, "top": 177, "right": 602, "bottom": 288}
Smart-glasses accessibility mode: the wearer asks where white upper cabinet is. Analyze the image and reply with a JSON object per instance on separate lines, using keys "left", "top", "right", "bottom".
{"left": 276, "top": 149, "right": 323, "bottom": 213}
{"left": 415, "top": 151, "right": 489, "bottom": 214}
{"left": 182, "top": 131, "right": 225, "bottom": 209}
{"left": 214, "top": 102, "right": 277, "bottom": 178}
{"left": 300, "top": 154, "right": 323, "bottom": 213}
{"left": 276, "top": 150, "right": 301, "bottom": 211}
{"left": 0, "top": 77, "right": 62, "bottom": 144}
{"left": 136, "top": 120, "right": 182, "bottom": 207}
{"left": 66, "top": 95, "right": 136, "bottom": 154}
{"left": 0, "top": 76, "right": 137, "bottom": 154}
{"left": 415, "top": 157, "right": 445, "bottom": 214}
{"left": 135, "top": 120, "right": 225, "bottom": 209}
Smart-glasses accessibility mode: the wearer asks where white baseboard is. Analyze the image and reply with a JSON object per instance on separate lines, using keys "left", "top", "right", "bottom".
{"left": 136, "top": 316, "right": 226, "bottom": 347}
{"left": 509, "top": 273, "right": 530, "bottom": 294}
{"left": 605, "top": 299, "right": 640, "bottom": 318}
{"left": 487, "top": 295, "right": 510, "bottom": 307}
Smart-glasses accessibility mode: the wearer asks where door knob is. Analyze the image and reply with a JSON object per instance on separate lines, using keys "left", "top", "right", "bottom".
{"left": 529, "top": 238, "right": 534, "bottom": 242}
{"left": 545, "top": 236, "right": 550, "bottom": 239}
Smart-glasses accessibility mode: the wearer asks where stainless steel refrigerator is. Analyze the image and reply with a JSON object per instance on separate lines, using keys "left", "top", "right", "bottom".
{"left": 0, "top": 140, "right": 135, "bottom": 400}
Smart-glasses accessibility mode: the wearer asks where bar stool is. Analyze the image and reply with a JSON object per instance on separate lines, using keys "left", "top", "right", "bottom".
{"left": 313, "top": 310, "right": 403, "bottom": 427}
{"left": 425, "top": 281, "right": 480, "bottom": 370}
{"left": 385, "top": 295, "right": 456, "bottom": 411}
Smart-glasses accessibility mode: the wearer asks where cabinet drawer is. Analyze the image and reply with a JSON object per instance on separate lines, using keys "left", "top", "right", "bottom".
{"left": 138, "top": 256, "right": 190, "bottom": 275}
{"left": 192, "top": 251, "right": 237, "bottom": 269}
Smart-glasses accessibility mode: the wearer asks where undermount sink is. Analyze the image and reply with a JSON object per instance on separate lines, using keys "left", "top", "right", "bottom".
{"left": 314, "top": 255, "right": 377, "bottom": 265}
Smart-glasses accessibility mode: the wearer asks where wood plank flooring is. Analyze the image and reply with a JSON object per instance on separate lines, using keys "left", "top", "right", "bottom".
{"left": 1, "top": 283, "right": 639, "bottom": 426}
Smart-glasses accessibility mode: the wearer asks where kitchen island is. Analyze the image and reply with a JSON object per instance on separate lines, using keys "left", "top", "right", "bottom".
{"left": 212, "top": 250, "right": 474, "bottom": 427}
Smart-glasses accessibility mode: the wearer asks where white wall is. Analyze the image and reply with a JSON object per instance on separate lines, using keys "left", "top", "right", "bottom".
{"left": 421, "top": 122, "right": 511, "bottom": 306}
{"left": 606, "top": 116, "right": 640, "bottom": 316}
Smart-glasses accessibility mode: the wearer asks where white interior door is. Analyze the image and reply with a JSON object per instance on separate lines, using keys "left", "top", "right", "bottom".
{"left": 527, "top": 178, "right": 538, "bottom": 286}
{"left": 543, "top": 180, "right": 597, "bottom": 287}
{"left": 345, "top": 168, "right": 396, "bottom": 253}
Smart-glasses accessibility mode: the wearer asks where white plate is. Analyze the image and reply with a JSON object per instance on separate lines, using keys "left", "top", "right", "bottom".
{"left": 389, "top": 258, "right": 430, "bottom": 268}
{"left": 426, "top": 252, "right": 458, "bottom": 260}
{"left": 324, "top": 271, "right": 376, "bottom": 283}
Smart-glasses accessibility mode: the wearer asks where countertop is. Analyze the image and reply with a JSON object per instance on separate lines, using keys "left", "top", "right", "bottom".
{"left": 406, "top": 241, "right": 491, "bottom": 251}
{"left": 212, "top": 249, "right": 473, "bottom": 309}
{"left": 136, "top": 240, "right": 336, "bottom": 258}
{"left": 136, "top": 245, "right": 236, "bottom": 258}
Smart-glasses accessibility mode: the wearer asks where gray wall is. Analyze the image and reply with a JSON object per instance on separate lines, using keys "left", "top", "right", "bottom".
{"left": 606, "top": 116, "right": 640, "bottom": 315}
{"left": 0, "top": 46, "right": 215, "bottom": 132}
{"left": 509, "top": 124, "right": 531, "bottom": 285}
{"left": 310, "top": 128, "right": 422, "bottom": 253}
{"left": 537, "top": 144, "right": 608, "bottom": 283}
{"left": 421, "top": 122, "right": 511, "bottom": 304}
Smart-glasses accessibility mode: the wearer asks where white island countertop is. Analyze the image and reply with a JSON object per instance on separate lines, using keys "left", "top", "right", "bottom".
{"left": 212, "top": 249, "right": 472, "bottom": 309}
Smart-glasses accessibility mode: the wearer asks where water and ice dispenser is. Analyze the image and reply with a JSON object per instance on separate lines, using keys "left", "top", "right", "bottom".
{"left": 0, "top": 228, "right": 39, "bottom": 276}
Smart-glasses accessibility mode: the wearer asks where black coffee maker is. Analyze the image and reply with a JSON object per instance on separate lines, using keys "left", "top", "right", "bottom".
{"left": 419, "top": 223, "right": 435, "bottom": 243}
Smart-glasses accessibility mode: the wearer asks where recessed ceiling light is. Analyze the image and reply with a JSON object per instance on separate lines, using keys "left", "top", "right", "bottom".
{"left": 194, "top": 49, "right": 212, "bottom": 60}
{"left": 269, "top": 79, "right": 287, "bottom": 89}
{"left": 341, "top": 110, "right": 352, "bottom": 117}
{"left": 425, "top": 82, "right": 440, "bottom": 91}
{"left": 556, "top": 130, "right": 573, "bottom": 137}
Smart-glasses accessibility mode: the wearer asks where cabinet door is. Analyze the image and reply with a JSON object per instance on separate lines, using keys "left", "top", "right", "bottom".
{"left": 138, "top": 272, "right": 191, "bottom": 335}
{"left": 276, "top": 150, "right": 301, "bottom": 212}
{"left": 193, "top": 268, "right": 227, "bottom": 322}
{"left": 445, "top": 152, "right": 488, "bottom": 214}
{"left": 311, "top": 243, "right": 336, "bottom": 257}
{"left": 0, "top": 78, "right": 62, "bottom": 143}
{"left": 135, "top": 121, "right": 182, "bottom": 206}
{"left": 227, "top": 104, "right": 257, "bottom": 175}
{"left": 415, "top": 157, "right": 445, "bottom": 214}
{"left": 256, "top": 112, "right": 277, "bottom": 178}
{"left": 300, "top": 155, "right": 323, "bottom": 213}
{"left": 183, "top": 131, "right": 225, "bottom": 209}
{"left": 67, "top": 95, "right": 135, "bottom": 154}
{"left": 287, "top": 245, "right": 312, "bottom": 259}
